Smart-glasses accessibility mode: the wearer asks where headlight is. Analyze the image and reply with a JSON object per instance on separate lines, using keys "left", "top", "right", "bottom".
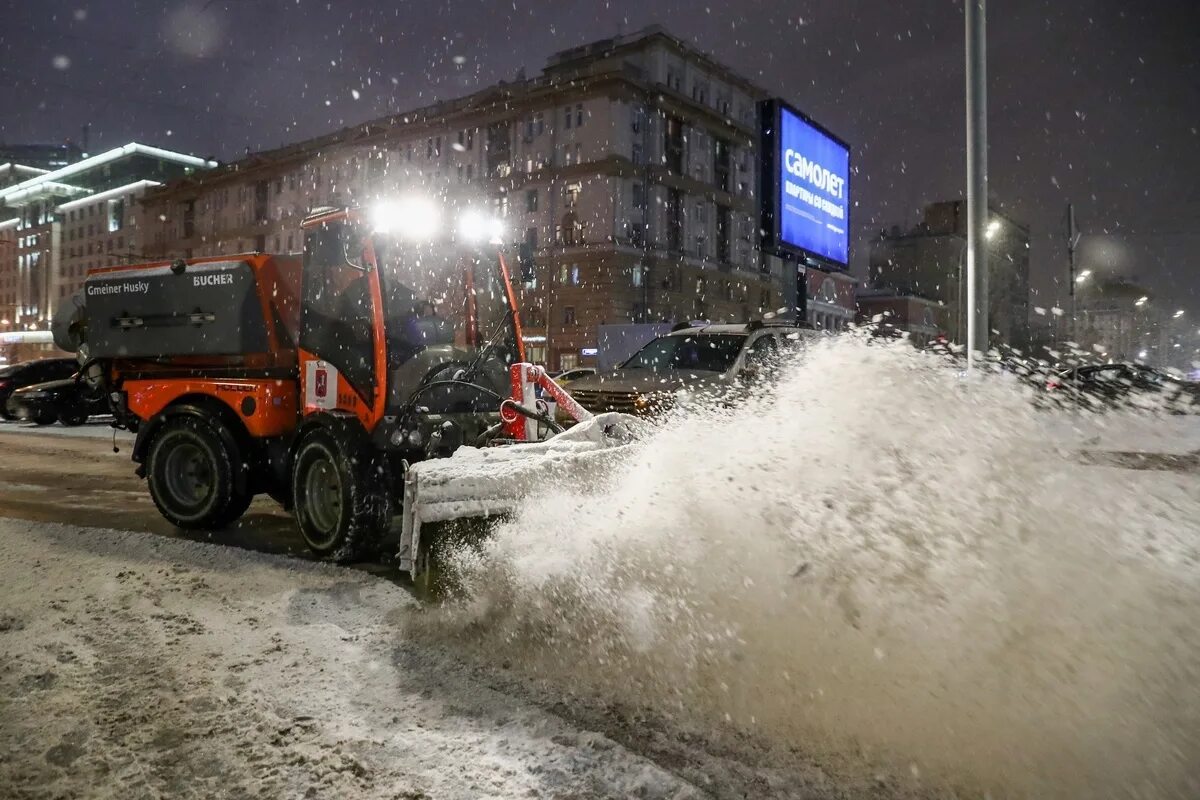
{"left": 457, "top": 209, "right": 505, "bottom": 245}
{"left": 371, "top": 196, "right": 441, "bottom": 240}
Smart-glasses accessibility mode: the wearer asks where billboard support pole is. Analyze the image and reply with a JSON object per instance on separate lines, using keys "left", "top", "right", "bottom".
{"left": 965, "top": 0, "right": 988, "bottom": 369}
{"left": 796, "top": 261, "right": 807, "bottom": 324}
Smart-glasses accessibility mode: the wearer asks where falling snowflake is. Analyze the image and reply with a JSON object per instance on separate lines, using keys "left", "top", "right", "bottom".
{"left": 351, "top": 89, "right": 360, "bottom": 100}
{"left": 52, "top": 55, "right": 71, "bottom": 70}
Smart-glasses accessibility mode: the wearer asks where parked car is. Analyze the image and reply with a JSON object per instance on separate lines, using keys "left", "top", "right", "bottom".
{"left": 5, "top": 376, "right": 109, "bottom": 426}
{"left": 563, "top": 321, "right": 821, "bottom": 418}
{"left": 552, "top": 367, "right": 597, "bottom": 386}
{"left": 0, "top": 358, "right": 79, "bottom": 420}
{"left": 1044, "top": 363, "right": 1200, "bottom": 413}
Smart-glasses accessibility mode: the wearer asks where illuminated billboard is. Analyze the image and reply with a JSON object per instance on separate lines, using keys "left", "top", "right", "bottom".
{"left": 760, "top": 100, "right": 850, "bottom": 269}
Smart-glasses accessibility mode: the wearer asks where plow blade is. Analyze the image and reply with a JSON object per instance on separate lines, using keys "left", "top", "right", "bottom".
{"left": 398, "top": 412, "right": 642, "bottom": 578}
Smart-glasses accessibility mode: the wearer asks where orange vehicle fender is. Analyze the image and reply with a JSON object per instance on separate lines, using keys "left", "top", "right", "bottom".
{"left": 125, "top": 378, "right": 298, "bottom": 439}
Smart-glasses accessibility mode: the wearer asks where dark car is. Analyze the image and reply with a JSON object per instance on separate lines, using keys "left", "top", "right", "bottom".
{"left": 1045, "top": 363, "right": 1200, "bottom": 413}
{"left": 564, "top": 322, "right": 823, "bottom": 418}
{"left": 0, "top": 358, "right": 79, "bottom": 420}
{"left": 5, "top": 376, "right": 109, "bottom": 426}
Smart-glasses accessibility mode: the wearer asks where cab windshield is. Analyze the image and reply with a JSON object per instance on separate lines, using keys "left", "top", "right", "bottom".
{"left": 622, "top": 333, "right": 746, "bottom": 373}
{"left": 372, "top": 236, "right": 520, "bottom": 408}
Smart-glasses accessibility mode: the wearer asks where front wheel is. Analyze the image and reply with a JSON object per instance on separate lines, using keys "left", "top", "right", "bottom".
{"left": 145, "top": 415, "right": 251, "bottom": 530}
{"left": 59, "top": 407, "right": 88, "bottom": 427}
{"left": 291, "top": 428, "right": 389, "bottom": 562}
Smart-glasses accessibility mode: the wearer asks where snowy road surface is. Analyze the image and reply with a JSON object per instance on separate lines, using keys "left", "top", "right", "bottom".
{"left": 0, "top": 517, "right": 932, "bottom": 800}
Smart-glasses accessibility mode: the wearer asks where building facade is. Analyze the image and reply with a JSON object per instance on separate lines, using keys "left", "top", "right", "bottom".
{"left": 141, "top": 26, "right": 854, "bottom": 371}
{"left": 0, "top": 143, "right": 218, "bottom": 354}
{"left": 867, "top": 200, "right": 1030, "bottom": 350}
{"left": 856, "top": 289, "right": 949, "bottom": 348}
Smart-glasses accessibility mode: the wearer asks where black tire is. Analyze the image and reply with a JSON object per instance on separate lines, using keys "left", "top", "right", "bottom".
{"left": 145, "top": 415, "right": 252, "bottom": 530}
{"left": 0, "top": 408, "right": 14, "bottom": 421}
{"left": 33, "top": 410, "right": 57, "bottom": 426}
{"left": 291, "top": 427, "right": 389, "bottom": 562}
{"left": 59, "top": 407, "right": 88, "bottom": 427}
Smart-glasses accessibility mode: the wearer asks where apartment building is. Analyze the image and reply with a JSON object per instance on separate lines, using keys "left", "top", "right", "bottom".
{"left": 867, "top": 200, "right": 1031, "bottom": 349}
{"left": 141, "top": 26, "right": 822, "bottom": 371}
{"left": 0, "top": 144, "right": 218, "bottom": 343}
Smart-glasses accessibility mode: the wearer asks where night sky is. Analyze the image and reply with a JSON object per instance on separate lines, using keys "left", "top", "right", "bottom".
{"left": 3, "top": 0, "right": 1198, "bottom": 317}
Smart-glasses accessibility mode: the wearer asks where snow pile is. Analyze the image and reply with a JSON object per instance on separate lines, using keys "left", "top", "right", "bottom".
{"left": 415, "top": 334, "right": 1200, "bottom": 798}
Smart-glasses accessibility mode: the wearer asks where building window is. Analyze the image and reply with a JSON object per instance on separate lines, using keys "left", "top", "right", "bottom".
{"left": 534, "top": 111, "right": 544, "bottom": 135}
{"left": 716, "top": 205, "right": 731, "bottom": 263}
{"left": 666, "top": 67, "right": 682, "bottom": 91}
{"left": 574, "top": 143, "right": 582, "bottom": 164}
{"left": 631, "top": 264, "right": 645, "bottom": 287}
{"left": 631, "top": 104, "right": 645, "bottom": 133}
{"left": 558, "top": 211, "right": 582, "bottom": 245}
{"left": 575, "top": 103, "right": 583, "bottom": 127}
{"left": 664, "top": 117, "right": 684, "bottom": 173}
{"left": 564, "top": 106, "right": 572, "bottom": 129}
{"left": 714, "top": 139, "right": 730, "bottom": 191}
{"left": 465, "top": 164, "right": 473, "bottom": 181}
{"left": 526, "top": 189, "right": 539, "bottom": 213}
{"left": 563, "top": 306, "right": 576, "bottom": 325}
{"left": 632, "top": 182, "right": 645, "bottom": 210}
{"left": 629, "top": 222, "right": 646, "bottom": 247}
{"left": 107, "top": 199, "right": 124, "bottom": 231}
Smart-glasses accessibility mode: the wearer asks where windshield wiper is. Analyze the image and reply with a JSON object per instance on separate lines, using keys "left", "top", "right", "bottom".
{"left": 456, "top": 307, "right": 514, "bottom": 383}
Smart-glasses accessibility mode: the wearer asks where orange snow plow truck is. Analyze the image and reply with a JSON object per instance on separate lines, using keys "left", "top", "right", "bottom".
{"left": 52, "top": 203, "right": 638, "bottom": 578}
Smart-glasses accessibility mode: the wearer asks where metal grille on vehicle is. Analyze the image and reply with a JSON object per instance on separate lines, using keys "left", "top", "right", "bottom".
{"left": 569, "top": 389, "right": 640, "bottom": 415}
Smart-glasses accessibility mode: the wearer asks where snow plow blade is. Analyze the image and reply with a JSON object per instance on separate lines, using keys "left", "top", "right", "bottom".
{"left": 398, "top": 412, "right": 642, "bottom": 581}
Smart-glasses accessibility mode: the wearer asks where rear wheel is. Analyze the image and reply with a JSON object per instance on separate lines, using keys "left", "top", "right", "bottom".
{"left": 291, "top": 427, "right": 389, "bottom": 562}
{"left": 146, "top": 416, "right": 251, "bottom": 530}
{"left": 33, "top": 410, "right": 57, "bottom": 426}
{"left": 59, "top": 407, "right": 87, "bottom": 426}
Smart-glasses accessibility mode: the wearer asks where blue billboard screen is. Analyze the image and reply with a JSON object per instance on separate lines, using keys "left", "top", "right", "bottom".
{"left": 777, "top": 107, "right": 850, "bottom": 266}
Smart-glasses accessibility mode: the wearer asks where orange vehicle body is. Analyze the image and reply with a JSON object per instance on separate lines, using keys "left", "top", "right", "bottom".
{"left": 94, "top": 252, "right": 304, "bottom": 438}
{"left": 75, "top": 205, "right": 535, "bottom": 562}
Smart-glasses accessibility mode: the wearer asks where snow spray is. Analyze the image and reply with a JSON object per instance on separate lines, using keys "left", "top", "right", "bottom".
{"left": 408, "top": 334, "right": 1200, "bottom": 798}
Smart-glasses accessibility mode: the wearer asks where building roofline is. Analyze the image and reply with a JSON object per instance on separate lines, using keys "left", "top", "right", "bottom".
{"left": 0, "top": 163, "right": 51, "bottom": 176}
{"left": 545, "top": 25, "right": 770, "bottom": 98}
{"left": 0, "top": 143, "right": 218, "bottom": 204}
{"left": 145, "top": 28, "right": 769, "bottom": 202}
{"left": 54, "top": 180, "right": 164, "bottom": 213}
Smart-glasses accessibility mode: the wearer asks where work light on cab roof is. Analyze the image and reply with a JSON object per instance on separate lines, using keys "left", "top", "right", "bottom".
{"left": 370, "top": 196, "right": 505, "bottom": 246}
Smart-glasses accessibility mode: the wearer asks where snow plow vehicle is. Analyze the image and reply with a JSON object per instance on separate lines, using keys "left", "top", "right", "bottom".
{"left": 52, "top": 201, "right": 639, "bottom": 578}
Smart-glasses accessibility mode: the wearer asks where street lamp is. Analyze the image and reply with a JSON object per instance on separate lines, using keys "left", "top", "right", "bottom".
{"left": 1135, "top": 296, "right": 1148, "bottom": 307}
{"left": 1173, "top": 309, "right": 1184, "bottom": 319}
{"left": 1074, "top": 269, "right": 1092, "bottom": 284}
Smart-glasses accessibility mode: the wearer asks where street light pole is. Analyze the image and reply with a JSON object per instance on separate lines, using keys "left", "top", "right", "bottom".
{"left": 965, "top": 0, "right": 989, "bottom": 368}
{"left": 1066, "top": 203, "right": 1079, "bottom": 343}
